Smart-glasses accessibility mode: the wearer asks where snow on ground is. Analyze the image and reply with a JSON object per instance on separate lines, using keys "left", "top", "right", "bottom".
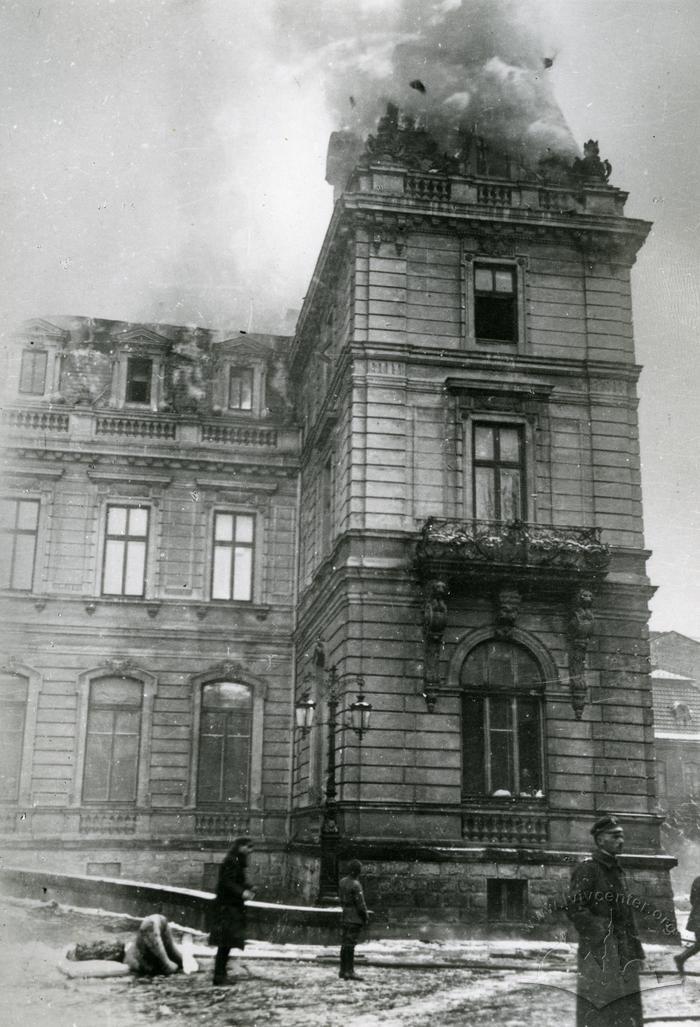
{"left": 1, "top": 896, "right": 699, "bottom": 1027}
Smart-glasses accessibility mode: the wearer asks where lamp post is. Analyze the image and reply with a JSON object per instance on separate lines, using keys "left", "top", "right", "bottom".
{"left": 305, "top": 644, "right": 371, "bottom": 901}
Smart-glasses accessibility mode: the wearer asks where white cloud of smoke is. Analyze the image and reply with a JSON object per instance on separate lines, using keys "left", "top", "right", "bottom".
{"left": 276, "top": 0, "right": 577, "bottom": 164}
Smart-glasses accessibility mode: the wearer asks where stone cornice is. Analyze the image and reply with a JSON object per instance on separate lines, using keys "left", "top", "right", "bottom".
{"left": 349, "top": 342, "right": 643, "bottom": 384}
{"left": 1, "top": 464, "right": 65, "bottom": 480}
{"left": 3, "top": 445, "right": 298, "bottom": 478}
{"left": 195, "top": 477, "right": 279, "bottom": 494}
{"left": 343, "top": 193, "right": 650, "bottom": 251}
{"left": 87, "top": 468, "right": 173, "bottom": 486}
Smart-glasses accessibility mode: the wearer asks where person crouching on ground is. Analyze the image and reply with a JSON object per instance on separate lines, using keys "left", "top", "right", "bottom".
{"left": 339, "top": 858, "right": 369, "bottom": 981}
{"left": 208, "top": 836, "right": 255, "bottom": 986}
{"left": 67, "top": 914, "right": 185, "bottom": 976}
{"left": 675, "top": 874, "right": 700, "bottom": 974}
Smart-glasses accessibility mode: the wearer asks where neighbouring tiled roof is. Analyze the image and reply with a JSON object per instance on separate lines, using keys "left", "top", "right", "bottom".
{"left": 652, "top": 670, "right": 700, "bottom": 733}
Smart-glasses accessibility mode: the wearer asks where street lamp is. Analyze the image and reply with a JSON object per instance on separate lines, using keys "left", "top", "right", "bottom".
{"left": 294, "top": 691, "right": 316, "bottom": 735}
{"left": 349, "top": 679, "right": 372, "bottom": 740}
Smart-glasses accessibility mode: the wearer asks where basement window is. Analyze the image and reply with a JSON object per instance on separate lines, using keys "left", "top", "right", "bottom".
{"left": 474, "top": 265, "right": 517, "bottom": 344}
{"left": 487, "top": 879, "right": 527, "bottom": 922}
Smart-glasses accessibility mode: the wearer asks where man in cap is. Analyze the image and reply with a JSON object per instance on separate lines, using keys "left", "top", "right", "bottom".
{"left": 338, "top": 858, "right": 369, "bottom": 981}
{"left": 567, "top": 815, "right": 645, "bottom": 1027}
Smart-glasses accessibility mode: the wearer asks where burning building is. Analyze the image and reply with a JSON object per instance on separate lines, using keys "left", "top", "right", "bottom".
{"left": 286, "top": 98, "right": 674, "bottom": 932}
{"left": 0, "top": 0, "right": 677, "bottom": 937}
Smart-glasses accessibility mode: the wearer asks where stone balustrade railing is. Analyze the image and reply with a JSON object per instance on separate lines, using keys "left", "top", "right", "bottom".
{"left": 462, "top": 804, "right": 549, "bottom": 846}
{"left": 201, "top": 423, "right": 278, "bottom": 447}
{"left": 96, "top": 414, "right": 177, "bottom": 439}
{"left": 195, "top": 813, "right": 250, "bottom": 835}
{"left": 1, "top": 408, "right": 69, "bottom": 432}
{"left": 1, "top": 405, "right": 288, "bottom": 450}
{"left": 79, "top": 811, "right": 137, "bottom": 835}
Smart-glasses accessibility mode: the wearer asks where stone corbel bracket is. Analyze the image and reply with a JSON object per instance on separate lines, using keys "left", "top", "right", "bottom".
{"left": 421, "top": 578, "right": 449, "bottom": 712}
{"left": 567, "top": 588, "right": 596, "bottom": 720}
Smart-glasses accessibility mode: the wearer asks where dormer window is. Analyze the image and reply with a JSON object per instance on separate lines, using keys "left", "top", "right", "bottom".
{"left": 19, "top": 349, "right": 48, "bottom": 395}
{"left": 228, "top": 367, "right": 254, "bottom": 412}
{"left": 125, "top": 357, "right": 153, "bottom": 404}
{"left": 672, "top": 701, "right": 693, "bottom": 728}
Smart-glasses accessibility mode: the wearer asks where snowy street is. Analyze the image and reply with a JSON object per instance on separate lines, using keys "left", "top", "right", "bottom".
{"left": 2, "top": 897, "right": 699, "bottom": 1027}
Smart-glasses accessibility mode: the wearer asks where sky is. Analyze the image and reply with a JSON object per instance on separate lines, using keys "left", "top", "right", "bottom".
{"left": 1, "top": 0, "right": 698, "bottom": 637}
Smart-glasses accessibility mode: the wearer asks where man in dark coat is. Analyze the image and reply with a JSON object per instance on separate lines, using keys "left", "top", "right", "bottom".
{"left": 338, "top": 858, "right": 369, "bottom": 981}
{"left": 675, "top": 874, "right": 700, "bottom": 973}
{"left": 567, "top": 815, "right": 645, "bottom": 1027}
{"left": 208, "top": 836, "right": 254, "bottom": 986}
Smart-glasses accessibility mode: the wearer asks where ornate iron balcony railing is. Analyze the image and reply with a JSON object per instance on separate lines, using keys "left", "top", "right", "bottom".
{"left": 416, "top": 518, "right": 610, "bottom": 577}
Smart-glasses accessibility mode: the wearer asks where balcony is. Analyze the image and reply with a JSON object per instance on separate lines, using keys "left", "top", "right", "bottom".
{"left": 1, "top": 404, "right": 297, "bottom": 453}
{"left": 462, "top": 803, "right": 548, "bottom": 847}
{"left": 415, "top": 518, "right": 610, "bottom": 591}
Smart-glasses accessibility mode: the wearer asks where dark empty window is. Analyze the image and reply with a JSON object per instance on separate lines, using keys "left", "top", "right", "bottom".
{"left": 125, "top": 356, "right": 152, "bottom": 404}
{"left": 1, "top": 498, "right": 40, "bottom": 591}
{"left": 473, "top": 423, "right": 525, "bottom": 521}
{"left": 321, "top": 457, "right": 333, "bottom": 556}
{"left": 197, "top": 682, "right": 252, "bottom": 804}
{"left": 229, "top": 368, "right": 254, "bottom": 411}
{"left": 461, "top": 641, "right": 544, "bottom": 799}
{"left": 0, "top": 674, "right": 28, "bottom": 800}
{"left": 19, "top": 349, "right": 48, "bottom": 395}
{"left": 83, "top": 677, "right": 142, "bottom": 803}
{"left": 474, "top": 265, "right": 517, "bottom": 343}
{"left": 487, "top": 879, "right": 527, "bottom": 922}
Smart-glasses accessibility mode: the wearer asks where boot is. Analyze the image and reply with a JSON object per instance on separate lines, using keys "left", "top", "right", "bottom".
{"left": 339, "top": 945, "right": 350, "bottom": 979}
{"left": 674, "top": 953, "right": 686, "bottom": 975}
{"left": 213, "top": 947, "right": 233, "bottom": 986}
{"left": 344, "top": 945, "right": 363, "bottom": 981}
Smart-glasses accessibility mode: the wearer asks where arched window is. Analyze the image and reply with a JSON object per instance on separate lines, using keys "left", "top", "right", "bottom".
{"left": 0, "top": 673, "right": 28, "bottom": 800}
{"left": 82, "top": 677, "right": 143, "bottom": 803}
{"left": 197, "top": 682, "right": 252, "bottom": 804}
{"left": 461, "top": 640, "right": 545, "bottom": 800}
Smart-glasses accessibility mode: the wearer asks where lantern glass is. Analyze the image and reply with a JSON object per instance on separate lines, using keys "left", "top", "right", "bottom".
{"left": 350, "top": 692, "right": 372, "bottom": 737}
{"left": 295, "top": 696, "right": 316, "bottom": 732}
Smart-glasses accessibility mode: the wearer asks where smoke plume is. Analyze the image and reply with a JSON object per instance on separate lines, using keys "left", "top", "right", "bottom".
{"left": 277, "top": 0, "right": 577, "bottom": 164}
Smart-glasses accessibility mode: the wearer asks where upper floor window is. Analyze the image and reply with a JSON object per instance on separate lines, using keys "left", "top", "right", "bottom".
{"left": 473, "top": 423, "right": 525, "bottom": 521}
{"left": 211, "top": 512, "right": 254, "bottom": 601}
{"left": 19, "top": 350, "right": 48, "bottom": 395}
{"left": 102, "top": 505, "right": 149, "bottom": 597}
{"left": 656, "top": 759, "right": 667, "bottom": 798}
{"left": 125, "top": 357, "right": 153, "bottom": 404}
{"left": 197, "top": 681, "right": 252, "bottom": 804}
{"left": 461, "top": 640, "right": 545, "bottom": 800}
{"left": 672, "top": 701, "right": 693, "bottom": 728}
{"left": 1, "top": 498, "right": 40, "bottom": 591}
{"left": 474, "top": 265, "right": 517, "bottom": 344}
{"left": 0, "top": 674, "right": 28, "bottom": 801}
{"left": 684, "top": 761, "right": 700, "bottom": 797}
{"left": 320, "top": 457, "right": 333, "bottom": 557}
{"left": 82, "top": 677, "right": 142, "bottom": 802}
{"left": 228, "top": 367, "right": 254, "bottom": 411}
